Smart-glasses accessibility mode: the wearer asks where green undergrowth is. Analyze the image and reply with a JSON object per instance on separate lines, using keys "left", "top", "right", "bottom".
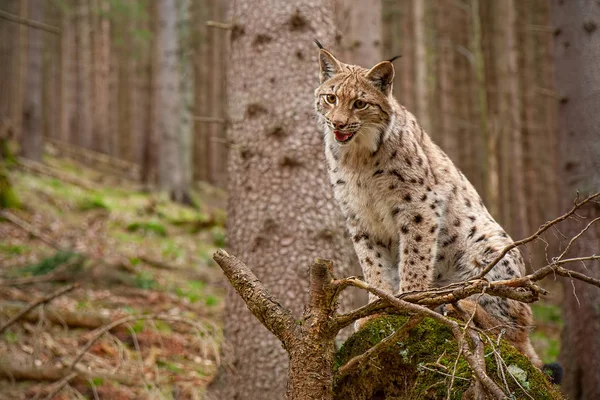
{"left": 19, "top": 250, "right": 82, "bottom": 276}
{"left": 334, "top": 315, "right": 563, "bottom": 400}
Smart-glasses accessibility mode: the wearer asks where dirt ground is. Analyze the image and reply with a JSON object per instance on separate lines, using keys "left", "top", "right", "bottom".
{"left": 1, "top": 155, "right": 227, "bottom": 399}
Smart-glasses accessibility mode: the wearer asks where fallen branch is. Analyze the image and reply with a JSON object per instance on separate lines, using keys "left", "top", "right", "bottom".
{"left": 0, "top": 210, "right": 67, "bottom": 251}
{"left": 0, "top": 283, "right": 78, "bottom": 334}
{"left": 0, "top": 302, "right": 111, "bottom": 330}
{"left": 16, "top": 157, "right": 98, "bottom": 192}
{"left": 0, "top": 356, "right": 136, "bottom": 386}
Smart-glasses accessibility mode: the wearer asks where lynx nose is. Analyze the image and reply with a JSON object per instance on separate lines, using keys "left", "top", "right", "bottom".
{"left": 332, "top": 120, "right": 347, "bottom": 130}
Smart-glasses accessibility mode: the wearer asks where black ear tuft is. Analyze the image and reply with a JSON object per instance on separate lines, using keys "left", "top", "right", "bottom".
{"left": 542, "top": 363, "right": 564, "bottom": 385}
{"left": 387, "top": 55, "right": 402, "bottom": 63}
{"left": 313, "top": 39, "right": 324, "bottom": 49}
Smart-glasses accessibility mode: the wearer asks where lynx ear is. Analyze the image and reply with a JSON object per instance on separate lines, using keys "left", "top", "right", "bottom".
{"left": 366, "top": 61, "right": 395, "bottom": 95}
{"left": 318, "top": 49, "right": 342, "bottom": 83}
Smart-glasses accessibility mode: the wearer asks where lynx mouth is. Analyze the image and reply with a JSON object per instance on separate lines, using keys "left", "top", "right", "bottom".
{"left": 334, "top": 130, "right": 356, "bottom": 143}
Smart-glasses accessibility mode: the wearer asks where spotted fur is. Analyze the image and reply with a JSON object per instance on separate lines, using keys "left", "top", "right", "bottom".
{"left": 314, "top": 47, "right": 541, "bottom": 367}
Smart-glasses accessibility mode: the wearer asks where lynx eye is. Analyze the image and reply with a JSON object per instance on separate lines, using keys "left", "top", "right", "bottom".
{"left": 324, "top": 94, "right": 337, "bottom": 105}
{"left": 354, "top": 99, "right": 368, "bottom": 110}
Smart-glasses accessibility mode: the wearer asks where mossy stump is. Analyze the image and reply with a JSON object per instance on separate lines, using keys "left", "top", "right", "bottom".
{"left": 333, "top": 315, "right": 563, "bottom": 400}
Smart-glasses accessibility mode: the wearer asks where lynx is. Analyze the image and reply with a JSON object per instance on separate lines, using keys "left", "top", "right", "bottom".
{"left": 313, "top": 42, "right": 545, "bottom": 370}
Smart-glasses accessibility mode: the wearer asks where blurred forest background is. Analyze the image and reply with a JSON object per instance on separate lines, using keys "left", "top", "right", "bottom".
{"left": 0, "top": 0, "right": 598, "bottom": 399}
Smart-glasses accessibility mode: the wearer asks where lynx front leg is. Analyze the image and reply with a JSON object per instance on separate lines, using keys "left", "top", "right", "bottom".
{"left": 396, "top": 208, "right": 438, "bottom": 293}
{"left": 350, "top": 229, "right": 395, "bottom": 304}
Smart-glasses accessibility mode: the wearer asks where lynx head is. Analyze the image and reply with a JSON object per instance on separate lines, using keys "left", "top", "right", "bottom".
{"left": 314, "top": 44, "right": 396, "bottom": 151}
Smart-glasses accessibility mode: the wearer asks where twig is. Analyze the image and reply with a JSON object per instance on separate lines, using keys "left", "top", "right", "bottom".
{"left": 476, "top": 191, "right": 600, "bottom": 279}
{"left": 0, "top": 283, "right": 78, "bottom": 334}
{"left": 554, "top": 216, "right": 600, "bottom": 261}
{"left": 0, "top": 9, "right": 61, "bottom": 34}
{"left": 41, "top": 372, "right": 78, "bottom": 400}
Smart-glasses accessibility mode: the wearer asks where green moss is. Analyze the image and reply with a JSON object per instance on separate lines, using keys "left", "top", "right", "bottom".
{"left": 0, "top": 243, "right": 30, "bottom": 255}
{"left": 333, "top": 315, "right": 563, "bottom": 400}
{"left": 78, "top": 195, "right": 110, "bottom": 211}
{"left": 126, "top": 220, "right": 168, "bottom": 237}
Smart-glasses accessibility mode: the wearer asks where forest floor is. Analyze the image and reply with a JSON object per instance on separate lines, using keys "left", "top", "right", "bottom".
{"left": 0, "top": 153, "right": 227, "bottom": 399}
{"left": 0, "top": 151, "right": 564, "bottom": 399}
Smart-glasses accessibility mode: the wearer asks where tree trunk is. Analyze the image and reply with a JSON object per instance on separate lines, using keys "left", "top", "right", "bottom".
{"left": 206, "top": 1, "right": 355, "bottom": 398}
{"left": 13, "top": 0, "right": 29, "bottom": 144}
{"left": 436, "top": 0, "right": 458, "bottom": 161}
{"left": 413, "top": 0, "right": 430, "bottom": 132}
{"left": 192, "top": 0, "right": 209, "bottom": 182}
{"left": 20, "top": 0, "right": 44, "bottom": 161}
{"left": 75, "top": 0, "right": 92, "bottom": 149}
{"left": 155, "top": 0, "right": 189, "bottom": 202}
{"left": 552, "top": 1, "right": 600, "bottom": 398}
{"left": 141, "top": 0, "right": 158, "bottom": 185}
{"left": 91, "top": 0, "right": 110, "bottom": 154}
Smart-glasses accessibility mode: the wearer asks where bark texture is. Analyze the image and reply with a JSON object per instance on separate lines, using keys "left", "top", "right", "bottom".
{"left": 552, "top": 1, "right": 600, "bottom": 398}
{"left": 207, "top": 1, "right": 355, "bottom": 398}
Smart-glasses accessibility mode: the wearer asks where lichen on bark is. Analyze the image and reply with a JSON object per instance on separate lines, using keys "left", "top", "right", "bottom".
{"left": 333, "top": 315, "right": 562, "bottom": 400}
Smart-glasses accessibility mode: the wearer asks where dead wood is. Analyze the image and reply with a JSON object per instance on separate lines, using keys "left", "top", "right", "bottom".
{"left": 0, "top": 284, "right": 78, "bottom": 334}
{"left": 0, "top": 356, "right": 136, "bottom": 386}
{"left": 16, "top": 157, "right": 98, "bottom": 192}
{"left": 0, "top": 302, "right": 111, "bottom": 330}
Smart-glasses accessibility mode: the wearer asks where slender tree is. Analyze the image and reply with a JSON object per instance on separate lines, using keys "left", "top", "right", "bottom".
{"left": 155, "top": 0, "right": 189, "bottom": 202}
{"left": 552, "top": 1, "right": 600, "bottom": 398}
{"left": 74, "top": 0, "right": 92, "bottom": 149}
{"left": 20, "top": 0, "right": 44, "bottom": 161}
{"left": 206, "top": 1, "right": 355, "bottom": 398}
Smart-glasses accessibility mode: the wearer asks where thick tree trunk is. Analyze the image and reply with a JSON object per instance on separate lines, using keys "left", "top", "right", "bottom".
{"left": 20, "top": 0, "right": 44, "bottom": 161}
{"left": 207, "top": 1, "right": 354, "bottom": 398}
{"left": 552, "top": 1, "right": 600, "bottom": 398}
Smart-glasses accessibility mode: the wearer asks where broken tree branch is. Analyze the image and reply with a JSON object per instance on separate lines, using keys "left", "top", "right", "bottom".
{"left": 212, "top": 249, "right": 298, "bottom": 344}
